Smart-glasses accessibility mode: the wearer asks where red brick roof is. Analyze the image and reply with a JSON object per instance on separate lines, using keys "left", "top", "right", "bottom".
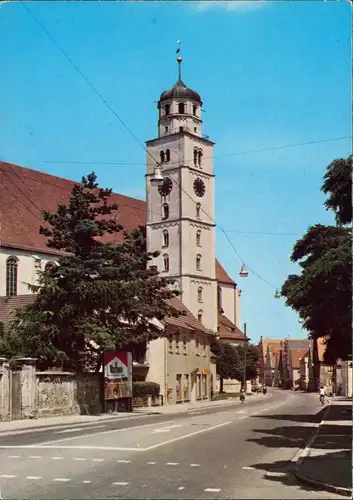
{"left": 217, "top": 312, "right": 248, "bottom": 341}
{"left": 0, "top": 295, "right": 36, "bottom": 328}
{"left": 0, "top": 161, "right": 235, "bottom": 285}
{"left": 290, "top": 348, "right": 309, "bottom": 370}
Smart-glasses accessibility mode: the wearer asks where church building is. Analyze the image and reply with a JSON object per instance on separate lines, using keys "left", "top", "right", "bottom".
{"left": 0, "top": 57, "right": 247, "bottom": 405}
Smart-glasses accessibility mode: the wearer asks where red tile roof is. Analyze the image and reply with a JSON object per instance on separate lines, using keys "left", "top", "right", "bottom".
{"left": 0, "top": 161, "right": 235, "bottom": 285}
{"left": 217, "top": 313, "right": 248, "bottom": 341}
{"left": 0, "top": 295, "right": 36, "bottom": 328}
{"left": 290, "top": 348, "right": 309, "bottom": 370}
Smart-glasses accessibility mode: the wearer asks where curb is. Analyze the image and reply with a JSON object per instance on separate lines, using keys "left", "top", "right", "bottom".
{"left": 294, "top": 469, "right": 353, "bottom": 497}
{"left": 294, "top": 403, "right": 352, "bottom": 497}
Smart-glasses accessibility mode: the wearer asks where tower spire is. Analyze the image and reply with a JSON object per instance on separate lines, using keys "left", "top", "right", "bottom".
{"left": 176, "top": 40, "right": 182, "bottom": 80}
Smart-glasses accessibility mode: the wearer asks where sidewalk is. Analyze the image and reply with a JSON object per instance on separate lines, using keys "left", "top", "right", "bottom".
{"left": 0, "top": 394, "right": 253, "bottom": 435}
{"left": 295, "top": 401, "right": 352, "bottom": 497}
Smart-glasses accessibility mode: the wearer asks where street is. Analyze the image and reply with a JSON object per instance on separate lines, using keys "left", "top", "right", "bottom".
{"left": 0, "top": 390, "right": 342, "bottom": 499}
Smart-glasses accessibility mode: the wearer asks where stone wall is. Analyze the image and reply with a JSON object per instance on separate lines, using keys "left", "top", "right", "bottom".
{"left": 0, "top": 358, "right": 102, "bottom": 421}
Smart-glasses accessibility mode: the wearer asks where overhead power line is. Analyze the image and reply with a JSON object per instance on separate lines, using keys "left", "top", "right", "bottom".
{"left": 20, "top": 2, "right": 292, "bottom": 291}
{"left": 8, "top": 134, "right": 352, "bottom": 168}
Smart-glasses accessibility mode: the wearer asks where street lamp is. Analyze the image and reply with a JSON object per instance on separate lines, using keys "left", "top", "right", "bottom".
{"left": 150, "top": 164, "right": 164, "bottom": 187}
{"left": 239, "top": 264, "right": 248, "bottom": 278}
{"left": 274, "top": 289, "right": 281, "bottom": 299}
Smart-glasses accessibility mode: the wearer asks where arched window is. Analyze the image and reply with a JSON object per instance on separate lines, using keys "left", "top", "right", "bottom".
{"left": 162, "top": 203, "right": 169, "bottom": 220}
{"left": 178, "top": 103, "right": 185, "bottom": 114}
{"left": 193, "top": 148, "right": 198, "bottom": 166}
{"left": 198, "top": 309, "right": 203, "bottom": 322}
{"left": 163, "top": 254, "right": 170, "bottom": 272}
{"left": 217, "top": 286, "right": 223, "bottom": 313}
{"left": 162, "top": 230, "right": 169, "bottom": 248}
{"left": 45, "top": 261, "right": 57, "bottom": 274}
{"left": 165, "top": 104, "right": 170, "bottom": 116}
{"left": 198, "top": 150, "right": 203, "bottom": 167}
{"left": 196, "top": 202, "right": 201, "bottom": 219}
{"left": 197, "top": 286, "right": 203, "bottom": 303}
{"left": 196, "top": 230, "right": 201, "bottom": 247}
{"left": 6, "top": 256, "right": 18, "bottom": 297}
{"left": 165, "top": 149, "right": 170, "bottom": 162}
{"left": 160, "top": 151, "right": 165, "bottom": 163}
{"left": 196, "top": 254, "right": 202, "bottom": 271}
{"left": 165, "top": 126, "right": 168, "bottom": 133}
{"left": 193, "top": 105, "right": 197, "bottom": 116}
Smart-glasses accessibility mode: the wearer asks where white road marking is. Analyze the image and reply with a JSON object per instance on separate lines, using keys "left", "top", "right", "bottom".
{"left": 112, "top": 481, "right": 129, "bottom": 485}
{"left": 92, "top": 458, "right": 105, "bottom": 462}
{"left": 205, "top": 488, "right": 221, "bottom": 492}
{"left": 50, "top": 456, "right": 64, "bottom": 460}
{"left": 82, "top": 480, "right": 92, "bottom": 483}
{"left": 74, "top": 457, "right": 86, "bottom": 461}
{"left": 190, "top": 463, "right": 200, "bottom": 467}
{"left": 53, "top": 478, "right": 70, "bottom": 482}
{"left": 26, "top": 476, "right": 42, "bottom": 480}
{"left": 55, "top": 424, "right": 106, "bottom": 435}
{"left": 8, "top": 456, "right": 20, "bottom": 459}
{"left": 147, "top": 461, "right": 156, "bottom": 464}
{"left": 0, "top": 475, "right": 16, "bottom": 479}
{"left": 166, "top": 462, "right": 179, "bottom": 465}
{"left": 29, "top": 419, "right": 176, "bottom": 446}
{"left": 143, "top": 421, "right": 232, "bottom": 451}
{"left": 117, "top": 460, "right": 131, "bottom": 463}
{"left": 0, "top": 445, "right": 144, "bottom": 451}
{"left": 178, "top": 486, "right": 185, "bottom": 490}
{"left": 28, "top": 455, "right": 41, "bottom": 459}
{"left": 153, "top": 424, "right": 182, "bottom": 433}
{"left": 236, "top": 410, "right": 246, "bottom": 414}
{"left": 242, "top": 466, "right": 255, "bottom": 470}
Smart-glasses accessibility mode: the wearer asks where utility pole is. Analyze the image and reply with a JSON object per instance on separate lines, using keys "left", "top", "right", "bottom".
{"left": 243, "top": 322, "right": 247, "bottom": 393}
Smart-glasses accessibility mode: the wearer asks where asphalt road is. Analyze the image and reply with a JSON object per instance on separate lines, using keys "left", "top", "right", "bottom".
{"left": 0, "top": 390, "right": 340, "bottom": 499}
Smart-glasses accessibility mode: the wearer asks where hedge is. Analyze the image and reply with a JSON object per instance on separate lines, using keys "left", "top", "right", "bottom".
{"left": 133, "top": 381, "right": 160, "bottom": 398}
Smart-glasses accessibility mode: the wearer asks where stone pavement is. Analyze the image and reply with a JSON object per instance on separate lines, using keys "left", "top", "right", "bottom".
{"left": 0, "top": 393, "right": 254, "bottom": 434}
{"left": 295, "top": 400, "right": 352, "bottom": 497}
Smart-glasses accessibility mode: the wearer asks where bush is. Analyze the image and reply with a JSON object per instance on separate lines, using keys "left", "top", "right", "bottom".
{"left": 133, "top": 381, "right": 160, "bottom": 398}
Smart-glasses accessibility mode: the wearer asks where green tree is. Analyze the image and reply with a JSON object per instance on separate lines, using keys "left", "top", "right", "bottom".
{"left": 211, "top": 339, "right": 241, "bottom": 392}
{"left": 0, "top": 173, "right": 180, "bottom": 371}
{"left": 235, "top": 343, "right": 260, "bottom": 382}
{"left": 282, "top": 156, "right": 352, "bottom": 363}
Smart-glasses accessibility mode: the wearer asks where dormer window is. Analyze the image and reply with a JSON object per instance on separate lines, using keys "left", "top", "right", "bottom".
{"left": 165, "top": 149, "right": 170, "bottom": 162}
{"left": 163, "top": 254, "right": 170, "bottom": 272}
{"left": 196, "top": 230, "right": 201, "bottom": 247}
{"left": 160, "top": 151, "right": 165, "bottom": 163}
{"left": 162, "top": 203, "right": 169, "bottom": 220}
{"left": 178, "top": 103, "right": 185, "bottom": 114}
{"left": 196, "top": 254, "right": 202, "bottom": 271}
{"left": 196, "top": 202, "right": 201, "bottom": 219}
{"left": 162, "top": 230, "right": 169, "bottom": 248}
{"left": 165, "top": 104, "right": 170, "bottom": 116}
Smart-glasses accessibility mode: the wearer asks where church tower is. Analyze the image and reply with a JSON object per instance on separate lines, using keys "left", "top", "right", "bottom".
{"left": 146, "top": 55, "right": 217, "bottom": 333}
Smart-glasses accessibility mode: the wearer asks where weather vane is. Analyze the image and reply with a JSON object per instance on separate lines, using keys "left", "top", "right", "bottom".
{"left": 176, "top": 40, "right": 182, "bottom": 80}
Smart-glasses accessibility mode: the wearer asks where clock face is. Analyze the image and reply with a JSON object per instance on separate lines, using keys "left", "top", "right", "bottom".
{"left": 193, "top": 178, "right": 206, "bottom": 197}
{"left": 158, "top": 177, "right": 173, "bottom": 197}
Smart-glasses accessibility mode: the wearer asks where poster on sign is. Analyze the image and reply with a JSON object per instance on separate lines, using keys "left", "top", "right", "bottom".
{"left": 103, "top": 352, "right": 133, "bottom": 400}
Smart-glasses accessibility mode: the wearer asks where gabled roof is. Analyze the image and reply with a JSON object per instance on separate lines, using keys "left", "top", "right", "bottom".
{"left": 290, "top": 348, "right": 309, "bottom": 369}
{"left": 217, "top": 312, "right": 248, "bottom": 341}
{"left": 0, "top": 161, "right": 235, "bottom": 285}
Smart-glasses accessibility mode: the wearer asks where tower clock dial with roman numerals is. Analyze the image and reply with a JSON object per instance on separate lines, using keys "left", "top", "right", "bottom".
{"left": 193, "top": 178, "right": 206, "bottom": 197}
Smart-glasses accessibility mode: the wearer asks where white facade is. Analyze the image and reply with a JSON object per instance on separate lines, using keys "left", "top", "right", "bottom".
{"left": 146, "top": 81, "right": 218, "bottom": 333}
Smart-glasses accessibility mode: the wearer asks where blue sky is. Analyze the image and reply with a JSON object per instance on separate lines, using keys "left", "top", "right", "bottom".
{"left": 1, "top": 1, "right": 351, "bottom": 343}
